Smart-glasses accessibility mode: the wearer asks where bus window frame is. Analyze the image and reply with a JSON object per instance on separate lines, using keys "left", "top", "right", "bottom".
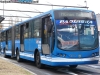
{"left": 24, "top": 23, "right": 29, "bottom": 39}
{"left": 32, "top": 18, "right": 42, "bottom": 38}
{"left": 15, "top": 25, "right": 20, "bottom": 39}
{"left": 29, "top": 21, "right": 32, "bottom": 38}
{"left": 8, "top": 29, "right": 11, "bottom": 40}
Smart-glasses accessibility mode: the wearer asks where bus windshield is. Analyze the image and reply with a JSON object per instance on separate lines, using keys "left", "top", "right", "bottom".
{"left": 56, "top": 19, "right": 98, "bottom": 50}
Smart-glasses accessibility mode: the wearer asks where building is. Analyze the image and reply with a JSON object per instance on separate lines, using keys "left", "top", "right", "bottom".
{"left": 96, "top": 14, "right": 100, "bottom": 31}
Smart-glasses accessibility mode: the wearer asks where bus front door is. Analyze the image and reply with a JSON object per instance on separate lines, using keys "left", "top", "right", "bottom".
{"left": 41, "top": 17, "right": 51, "bottom": 55}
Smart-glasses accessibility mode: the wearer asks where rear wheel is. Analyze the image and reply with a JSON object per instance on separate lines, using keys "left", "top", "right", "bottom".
{"left": 69, "top": 65, "right": 78, "bottom": 69}
{"left": 16, "top": 50, "right": 21, "bottom": 62}
{"left": 4, "top": 48, "right": 7, "bottom": 58}
{"left": 35, "top": 51, "right": 43, "bottom": 68}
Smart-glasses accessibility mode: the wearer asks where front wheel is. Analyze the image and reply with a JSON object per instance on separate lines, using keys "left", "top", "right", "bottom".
{"left": 35, "top": 51, "right": 43, "bottom": 68}
{"left": 69, "top": 65, "right": 78, "bottom": 69}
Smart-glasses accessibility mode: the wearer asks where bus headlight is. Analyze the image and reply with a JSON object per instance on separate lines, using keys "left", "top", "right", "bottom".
{"left": 57, "top": 53, "right": 66, "bottom": 57}
{"left": 92, "top": 52, "right": 99, "bottom": 57}
{"left": 92, "top": 53, "right": 95, "bottom": 57}
{"left": 63, "top": 54, "right": 66, "bottom": 57}
{"left": 59, "top": 54, "right": 63, "bottom": 57}
{"left": 96, "top": 52, "right": 99, "bottom": 56}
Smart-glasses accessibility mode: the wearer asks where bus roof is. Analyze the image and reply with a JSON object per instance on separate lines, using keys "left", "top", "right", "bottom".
{"left": 15, "top": 8, "right": 94, "bottom": 25}
{"left": 1, "top": 26, "right": 12, "bottom": 33}
{"left": 2, "top": 8, "right": 94, "bottom": 32}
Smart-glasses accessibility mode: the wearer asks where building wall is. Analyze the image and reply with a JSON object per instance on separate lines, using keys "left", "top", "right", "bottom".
{"left": 96, "top": 14, "right": 100, "bottom": 31}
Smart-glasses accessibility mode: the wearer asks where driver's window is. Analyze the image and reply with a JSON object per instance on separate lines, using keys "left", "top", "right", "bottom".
{"left": 84, "top": 26, "right": 95, "bottom": 35}
{"left": 90, "top": 26, "right": 94, "bottom": 35}
{"left": 84, "top": 27, "right": 91, "bottom": 35}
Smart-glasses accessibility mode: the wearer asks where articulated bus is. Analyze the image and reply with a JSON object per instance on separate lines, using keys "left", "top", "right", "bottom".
{"left": 0, "top": 8, "right": 99, "bottom": 68}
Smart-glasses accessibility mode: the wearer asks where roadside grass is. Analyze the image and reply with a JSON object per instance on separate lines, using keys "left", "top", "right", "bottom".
{"left": 0, "top": 58, "right": 34, "bottom": 75}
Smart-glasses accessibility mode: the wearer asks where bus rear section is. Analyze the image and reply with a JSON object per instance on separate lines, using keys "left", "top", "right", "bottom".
{"left": 0, "top": 27, "right": 15, "bottom": 58}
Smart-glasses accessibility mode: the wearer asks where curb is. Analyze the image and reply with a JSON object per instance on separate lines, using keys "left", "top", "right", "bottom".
{"left": 0, "top": 57, "right": 37, "bottom": 75}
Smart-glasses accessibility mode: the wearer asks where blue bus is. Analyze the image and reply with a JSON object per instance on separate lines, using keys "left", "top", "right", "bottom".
{"left": 0, "top": 8, "right": 99, "bottom": 69}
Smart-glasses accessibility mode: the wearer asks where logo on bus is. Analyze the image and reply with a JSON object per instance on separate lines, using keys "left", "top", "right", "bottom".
{"left": 59, "top": 20, "right": 93, "bottom": 25}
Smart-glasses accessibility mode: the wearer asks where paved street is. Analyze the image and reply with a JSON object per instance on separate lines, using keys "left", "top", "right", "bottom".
{"left": 0, "top": 55, "right": 100, "bottom": 75}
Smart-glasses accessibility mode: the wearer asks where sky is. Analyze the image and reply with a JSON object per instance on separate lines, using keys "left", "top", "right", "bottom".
{"left": 0, "top": 0, "right": 100, "bottom": 28}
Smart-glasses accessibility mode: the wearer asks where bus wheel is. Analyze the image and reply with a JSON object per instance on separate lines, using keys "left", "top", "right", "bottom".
{"left": 4, "top": 49, "right": 7, "bottom": 58}
{"left": 69, "top": 65, "right": 78, "bottom": 69}
{"left": 35, "top": 51, "right": 43, "bottom": 68}
{"left": 16, "top": 50, "right": 21, "bottom": 62}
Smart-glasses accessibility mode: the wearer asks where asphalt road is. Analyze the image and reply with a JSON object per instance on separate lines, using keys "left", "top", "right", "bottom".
{"left": 0, "top": 55, "right": 100, "bottom": 75}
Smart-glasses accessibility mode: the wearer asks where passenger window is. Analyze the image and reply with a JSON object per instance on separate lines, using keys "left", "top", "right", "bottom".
{"left": 24, "top": 23, "right": 29, "bottom": 38}
{"left": 15, "top": 26, "right": 20, "bottom": 39}
{"left": 33, "top": 19, "right": 41, "bottom": 38}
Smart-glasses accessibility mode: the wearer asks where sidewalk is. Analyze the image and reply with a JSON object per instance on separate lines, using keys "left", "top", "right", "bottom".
{"left": 0, "top": 57, "right": 34, "bottom": 75}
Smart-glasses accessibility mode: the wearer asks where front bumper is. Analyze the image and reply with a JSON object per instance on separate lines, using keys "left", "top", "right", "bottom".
{"left": 41, "top": 56, "right": 99, "bottom": 66}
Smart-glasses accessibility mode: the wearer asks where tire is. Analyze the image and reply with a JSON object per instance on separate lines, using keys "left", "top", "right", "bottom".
{"left": 69, "top": 65, "right": 78, "bottom": 69}
{"left": 4, "top": 49, "right": 7, "bottom": 58}
{"left": 35, "top": 51, "right": 43, "bottom": 69}
{"left": 16, "top": 50, "right": 21, "bottom": 62}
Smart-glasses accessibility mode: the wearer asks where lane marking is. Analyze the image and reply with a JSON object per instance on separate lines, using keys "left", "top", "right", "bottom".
{"left": 77, "top": 71, "right": 92, "bottom": 75}
{"left": 57, "top": 69, "right": 78, "bottom": 75}
{"left": 88, "top": 65, "right": 100, "bottom": 69}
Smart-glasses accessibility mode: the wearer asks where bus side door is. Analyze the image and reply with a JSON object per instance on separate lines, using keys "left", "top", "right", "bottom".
{"left": 20, "top": 25, "right": 24, "bottom": 51}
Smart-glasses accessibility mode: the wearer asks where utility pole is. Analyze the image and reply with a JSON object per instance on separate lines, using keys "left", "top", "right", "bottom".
{"left": 84, "top": 0, "right": 88, "bottom": 9}
{"left": 46, "top": 1, "right": 53, "bottom": 10}
{"left": 0, "top": 16, "right": 5, "bottom": 30}
{"left": 3, "top": 1, "right": 5, "bottom": 17}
